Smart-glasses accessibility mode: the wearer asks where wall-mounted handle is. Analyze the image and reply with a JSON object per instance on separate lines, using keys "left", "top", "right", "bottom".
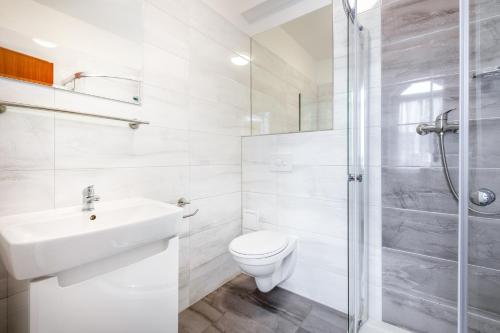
{"left": 182, "top": 209, "right": 199, "bottom": 219}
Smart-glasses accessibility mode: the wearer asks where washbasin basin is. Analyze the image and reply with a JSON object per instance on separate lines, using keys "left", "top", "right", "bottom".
{"left": 0, "top": 198, "right": 182, "bottom": 280}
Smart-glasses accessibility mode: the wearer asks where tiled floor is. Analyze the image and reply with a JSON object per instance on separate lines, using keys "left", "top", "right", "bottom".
{"left": 179, "top": 274, "right": 348, "bottom": 333}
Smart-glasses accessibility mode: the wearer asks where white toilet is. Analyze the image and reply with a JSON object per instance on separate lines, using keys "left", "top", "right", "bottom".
{"left": 229, "top": 230, "right": 297, "bottom": 292}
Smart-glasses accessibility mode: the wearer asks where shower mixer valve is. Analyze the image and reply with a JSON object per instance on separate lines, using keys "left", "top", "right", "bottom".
{"left": 416, "top": 108, "right": 498, "bottom": 212}
{"left": 416, "top": 108, "right": 459, "bottom": 136}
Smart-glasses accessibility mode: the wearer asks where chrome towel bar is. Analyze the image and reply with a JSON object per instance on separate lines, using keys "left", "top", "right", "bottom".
{"left": 0, "top": 100, "right": 149, "bottom": 129}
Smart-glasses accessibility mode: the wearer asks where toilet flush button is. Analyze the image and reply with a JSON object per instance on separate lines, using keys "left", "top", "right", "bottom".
{"left": 270, "top": 154, "right": 293, "bottom": 172}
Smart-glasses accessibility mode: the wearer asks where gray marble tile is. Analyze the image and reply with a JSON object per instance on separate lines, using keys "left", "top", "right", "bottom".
{"left": 180, "top": 274, "right": 347, "bottom": 333}
{"left": 382, "top": 167, "right": 500, "bottom": 215}
{"left": 381, "top": 74, "right": 500, "bottom": 126}
{"left": 383, "top": 248, "right": 500, "bottom": 316}
{"left": 382, "top": 16, "right": 500, "bottom": 86}
{"left": 209, "top": 287, "right": 300, "bottom": 332}
{"left": 382, "top": 0, "right": 500, "bottom": 44}
{"left": 383, "top": 288, "right": 500, "bottom": 333}
{"left": 214, "top": 311, "right": 278, "bottom": 333}
{"left": 382, "top": 167, "right": 456, "bottom": 214}
{"left": 300, "top": 303, "right": 347, "bottom": 333}
{"left": 382, "top": 27, "right": 459, "bottom": 86}
{"left": 382, "top": 208, "right": 458, "bottom": 261}
{"left": 383, "top": 208, "right": 500, "bottom": 270}
{"left": 180, "top": 309, "right": 213, "bottom": 333}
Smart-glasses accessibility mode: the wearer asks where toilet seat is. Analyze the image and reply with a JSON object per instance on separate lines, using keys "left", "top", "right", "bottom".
{"left": 229, "top": 231, "right": 289, "bottom": 259}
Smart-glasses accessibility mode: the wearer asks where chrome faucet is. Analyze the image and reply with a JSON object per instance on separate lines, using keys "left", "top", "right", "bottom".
{"left": 82, "top": 185, "right": 100, "bottom": 211}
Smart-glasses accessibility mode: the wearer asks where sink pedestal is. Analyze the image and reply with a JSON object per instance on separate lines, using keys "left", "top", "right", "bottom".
{"left": 26, "top": 237, "right": 178, "bottom": 333}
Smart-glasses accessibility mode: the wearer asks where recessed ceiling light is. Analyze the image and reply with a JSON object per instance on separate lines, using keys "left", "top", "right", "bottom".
{"left": 32, "top": 37, "right": 57, "bottom": 48}
{"left": 231, "top": 55, "right": 250, "bottom": 66}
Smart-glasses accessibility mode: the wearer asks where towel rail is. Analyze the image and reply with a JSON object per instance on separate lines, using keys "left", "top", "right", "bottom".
{"left": 0, "top": 101, "right": 149, "bottom": 129}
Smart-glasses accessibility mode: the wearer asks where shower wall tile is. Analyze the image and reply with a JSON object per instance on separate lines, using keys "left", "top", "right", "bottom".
{"left": 382, "top": 0, "right": 500, "bottom": 45}
{"left": 383, "top": 248, "right": 500, "bottom": 318}
{"left": 382, "top": 167, "right": 456, "bottom": 214}
{"left": 383, "top": 167, "right": 500, "bottom": 214}
{"left": 383, "top": 208, "right": 458, "bottom": 261}
{"left": 382, "top": 27, "right": 460, "bottom": 86}
{"left": 383, "top": 288, "right": 500, "bottom": 333}
{"left": 381, "top": 74, "right": 500, "bottom": 127}
{"left": 383, "top": 16, "right": 500, "bottom": 87}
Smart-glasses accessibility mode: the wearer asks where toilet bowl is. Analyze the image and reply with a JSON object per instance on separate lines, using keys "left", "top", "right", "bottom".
{"left": 229, "top": 231, "right": 297, "bottom": 292}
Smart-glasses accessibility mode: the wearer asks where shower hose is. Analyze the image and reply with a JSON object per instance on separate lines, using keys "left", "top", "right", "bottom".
{"left": 438, "top": 132, "right": 500, "bottom": 216}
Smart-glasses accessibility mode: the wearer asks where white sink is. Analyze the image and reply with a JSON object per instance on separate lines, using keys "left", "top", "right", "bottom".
{"left": 0, "top": 198, "right": 182, "bottom": 280}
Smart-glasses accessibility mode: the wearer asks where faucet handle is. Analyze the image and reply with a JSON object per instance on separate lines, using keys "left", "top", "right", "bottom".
{"left": 83, "top": 185, "right": 95, "bottom": 197}
{"left": 177, "top": 197, "right": 191, "bottom": 207}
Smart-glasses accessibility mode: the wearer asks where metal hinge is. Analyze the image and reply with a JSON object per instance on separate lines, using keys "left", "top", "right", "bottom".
{"left": 348, "top": 174, "right": 363, "bottom": 182}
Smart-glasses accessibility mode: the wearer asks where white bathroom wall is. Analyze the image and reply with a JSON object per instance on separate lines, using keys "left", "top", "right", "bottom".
{"left": 242, "top": 130, "right": 348, "bottom": 311}
{"left": 0, "top": 1, "right": 251, "bottom": 331}
{"left": 241, "top": 0, "right": 381, "bottom": 316}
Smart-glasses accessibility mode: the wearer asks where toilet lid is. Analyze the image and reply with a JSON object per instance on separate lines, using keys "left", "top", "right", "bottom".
{"left": 230, "top": 231, "right": 289, "bottom": 257}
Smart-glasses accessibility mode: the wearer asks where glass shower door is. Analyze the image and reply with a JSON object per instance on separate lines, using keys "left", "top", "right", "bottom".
{"left": 466, "top": 0, "right": 500, "bottom": 330}
{"left": 347, "top": 0, "right": 369, "bottom": 331}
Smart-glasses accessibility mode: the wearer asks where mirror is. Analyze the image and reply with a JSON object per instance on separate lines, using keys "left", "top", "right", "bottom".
{"left": 0, "top": 0, "right": 143, "bottom": 105}
{"left": 250, "top": 4, "right": 333, "bottom": 135}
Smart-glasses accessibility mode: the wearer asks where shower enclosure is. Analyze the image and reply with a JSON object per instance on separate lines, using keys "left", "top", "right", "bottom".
{"left": 347, "top": 0, "right": 500, "bottom": 331}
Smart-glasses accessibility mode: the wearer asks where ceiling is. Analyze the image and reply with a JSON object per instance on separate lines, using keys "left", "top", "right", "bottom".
{"left": 34, "top": 0, "right": 143, "bottom": 42}
{"left": 202, "top": 0, "right": 331, "bottom": 36}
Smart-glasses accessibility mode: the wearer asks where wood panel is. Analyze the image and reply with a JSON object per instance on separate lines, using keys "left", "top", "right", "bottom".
{"left": 0, "top": 47, "right": 53, "bottom": 86}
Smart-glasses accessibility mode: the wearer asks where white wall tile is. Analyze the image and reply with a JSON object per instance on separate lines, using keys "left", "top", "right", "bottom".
{"left": 143, "top": 43, "right": 189, "bottom": 93}
{"left": 54, "top": 166, "right": 189, "bottom": 208}
{"left": 188, "top": 1, "right": 249, "bottom": 56}
{"left": 144, "top": 2, "right": 190, "bottom": 60}
{"left": 55, "top": 118, "right": 189, "bottom": 168}
{"left": 0, "top": 109, "right": 54, "bottom": 171}
{"left": 141, "top": 84, "right": 190, "bottom": 130}
{"left": 0, "top": 78, "right": 54, "bottom": 108}
{"left": 0, "top": 170, "right": 54, "bottom": 216}
{"left": 189, "top": 98, "right": 248, "bottom": 137}
{"left": 189, "top": 220, "right": 240, "bottom": 269}
{"left": 189, "top": 132, "right": 241, "bottom": 166}
{"left": 190, "top": 165, "right": 240, "bottom": 199}
{"left": 189, "top": 192, "right": 241, "bottom": 235}
{"left": 189, "top": 253, "right": 240, "bottom": 305}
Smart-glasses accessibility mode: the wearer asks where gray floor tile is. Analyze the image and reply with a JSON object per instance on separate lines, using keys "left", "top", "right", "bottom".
{"left": 179, "top": 274, "right": 346, "bottom": 333}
